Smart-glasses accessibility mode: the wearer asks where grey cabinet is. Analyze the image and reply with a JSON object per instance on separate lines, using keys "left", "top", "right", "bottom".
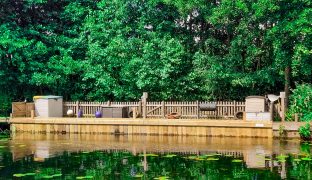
{"left": 34, "top": 96, "right": 63, "bottom": 117}
{"left": 102, "top": 107, "right": 128, "bottom": 118}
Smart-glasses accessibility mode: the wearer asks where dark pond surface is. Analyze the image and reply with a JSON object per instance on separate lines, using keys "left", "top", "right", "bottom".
{"left": 0, "top": 134, "right": 311, "bottom": 179}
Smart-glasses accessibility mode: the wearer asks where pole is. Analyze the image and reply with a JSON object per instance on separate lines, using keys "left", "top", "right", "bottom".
{"left": 161, "top": 101, "right": 165, "bottom": 118}
{"left": 280, "top": 92, "right": 286, "bottom": 122}
{"left": 138, "top": 100, "right": 142, "bottom": 117}
{"left": 142, "top": 92, "right": 148, "bottom": 119}
{"left": 196, "top": 100, "right": 199, "bottom": 119}
{"left": 76, "top": 101, "right": 79, "bottom": 118}
{"left": 270, "top": 102, "right": 274, "bottom": 121}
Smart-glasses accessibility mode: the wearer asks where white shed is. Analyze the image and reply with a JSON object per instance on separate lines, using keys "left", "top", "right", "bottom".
{"left": 34, "top": 96, "right": 63, "bottom": 117}
{"left": 245, "top": 96, "right": 266, "bottom": 112}
{"left": 245, "top": 96, "right": 270, "bottom": 121}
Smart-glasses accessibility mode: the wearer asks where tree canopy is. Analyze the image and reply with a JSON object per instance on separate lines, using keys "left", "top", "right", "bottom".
{"left": 0, "top": 0, "right": 311, "bottom": 115}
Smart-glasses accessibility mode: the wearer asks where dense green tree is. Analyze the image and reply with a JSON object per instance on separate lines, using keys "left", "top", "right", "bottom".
{"left": 79, "top": 0, "right": 200, "bottom": 101}
{"left": 0, "top": 0, "right": 311, "bottom": 114}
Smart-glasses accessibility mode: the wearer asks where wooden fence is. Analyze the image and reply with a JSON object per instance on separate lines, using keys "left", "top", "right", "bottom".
{"left": 63, "top": 101, "right": 245, "bottom": 119}
{"left": 11, "top": 102, "right": 35, "bottom": 118}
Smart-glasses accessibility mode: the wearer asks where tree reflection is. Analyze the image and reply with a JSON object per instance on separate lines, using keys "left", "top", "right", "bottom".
{"left": 0, "top": 149, "right": 300, "bottom": 179}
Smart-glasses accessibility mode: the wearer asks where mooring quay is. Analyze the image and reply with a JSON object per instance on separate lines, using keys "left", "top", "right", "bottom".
{"left": 9, "top": 92, "right": 304, "bottom": 138}
{"left": 10, "top": 118, "right": 273, "bottom": 138}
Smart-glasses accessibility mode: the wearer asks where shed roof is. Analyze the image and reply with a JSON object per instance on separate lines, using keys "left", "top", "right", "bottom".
{"left": 245, "top": 96, "right": 265, "bottom": 99}
{"left": 33, "top": 95, "right": 63, "bottom": 100}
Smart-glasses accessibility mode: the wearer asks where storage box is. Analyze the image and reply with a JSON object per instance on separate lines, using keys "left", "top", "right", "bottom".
{"left": 34, "top": 96, "right": 63, "bottom": 117}
{"left": 102, "top": 107, "right": 128, "bottom": 118}
{"left": 246, "top": 112, "right": 270, "bottom": 121}
{"left": 245, "top": 96, "right": 266, "bottom": 112}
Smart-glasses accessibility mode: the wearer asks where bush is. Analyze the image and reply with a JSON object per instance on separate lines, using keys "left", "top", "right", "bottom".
{"left": 289, "top": 84, "right": 312, "bottom": 121}
{"left": 0, "top": 94, "right": 11, "bottom": 117}
{"left": 298, "top": 123, "right": 311, "bottom": 140}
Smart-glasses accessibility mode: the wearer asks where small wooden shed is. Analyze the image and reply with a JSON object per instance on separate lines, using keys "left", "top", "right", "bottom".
{"left": 34, "top": 96, "right": 63, "bottom": 117}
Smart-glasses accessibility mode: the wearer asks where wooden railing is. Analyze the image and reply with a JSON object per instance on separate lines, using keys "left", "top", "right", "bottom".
{"left": 63, "top": 101, "right": 245, "bottom": 119}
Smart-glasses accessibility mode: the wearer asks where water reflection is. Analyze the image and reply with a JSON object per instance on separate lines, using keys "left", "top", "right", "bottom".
{"left": 0, "top": 133, "right": 309, "bottom": 179}
{"left": 9, "top": 133, "right": 300, "bottom": 166}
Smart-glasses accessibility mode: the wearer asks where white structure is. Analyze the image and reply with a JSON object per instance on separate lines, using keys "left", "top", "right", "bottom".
{"left": 34, "top": 96, "right": 63, "bottom": 117}
{"left": 245, "top": 96, "right": 266, "bottom": 112}
{"left": 245, "top": 96, "right": 270, "bottom": 121}
{"left": 246, "top": 112, "right": 270, "bottom": 121}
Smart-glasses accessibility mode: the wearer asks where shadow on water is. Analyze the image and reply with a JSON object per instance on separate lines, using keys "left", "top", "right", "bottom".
{"left": 0, "top": 133, "right": 311, "bottom": 179}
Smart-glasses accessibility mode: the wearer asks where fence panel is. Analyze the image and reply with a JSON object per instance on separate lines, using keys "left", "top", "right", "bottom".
{"left": 12, "top": 102, "right": 35, "bottom": 117}
{"left": 62, "top": 101, "right": 245, "bottom": 119}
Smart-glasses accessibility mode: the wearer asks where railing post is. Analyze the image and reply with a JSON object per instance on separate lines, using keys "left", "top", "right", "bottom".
{"left": 270, "top": 102, "right": 274, "bottom": 121}
{"left": 31, "top": 110, "right": 35, "bottom": 119}
{"left": 280, "top": 92, "right": 286, "bottom": 122}
{"left": 76, "top": 101, "right": 79, "bottom": 118}
{"left": 295, "top": 113, "right": 299, "bottom": 122}
{"left": 142, "top": 92, "right": 148, "bottom": 119}
{"left": 138, "top": 100, "right": 142, "bottom": 117}
{"left": 133, "top": 107, "right": 137, "bottom": 119}
{"left": 196, "top": 100, "right": 199, "bottom": 119}
{"left": 161, "top": 101, "right": 165, "bottom": 118}
{"left": 142, "top": 101, "right": 147, "bottom": 119}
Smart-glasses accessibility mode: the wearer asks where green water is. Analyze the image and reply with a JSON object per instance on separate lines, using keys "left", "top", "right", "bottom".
{"left": 0, "top": 134, "right": 311, "bottom": 179}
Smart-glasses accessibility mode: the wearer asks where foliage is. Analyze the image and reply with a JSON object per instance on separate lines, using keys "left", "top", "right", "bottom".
{"left": 289, "top": 84, "right": 312, "bottom": 122}
{"left": 0, "top": 0, "right": 311, "bottom": 111}
{"left": 285, "top": 110, "right": 295, "bottom": 121}
{"left": 0, "top": 93, "right": 11, "bottom": 117}
{"left": 279, "top": 125, "right": 286, "bottom": 138}
{"left": 0, "top": 150, "right": 280, "bottom": 179}
{"left": 298, "top": 123, "right": 311, "bottom": 140}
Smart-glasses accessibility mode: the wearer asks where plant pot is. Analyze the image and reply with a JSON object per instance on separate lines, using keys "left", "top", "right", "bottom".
{"left": 166, "top": 112, "right": 181, "bottom": 119}
{"left": 78, "top": 109, "right": 83, "bottom": 118}
{"left": 95, "top": 111, "right": 102, "bottom": 118}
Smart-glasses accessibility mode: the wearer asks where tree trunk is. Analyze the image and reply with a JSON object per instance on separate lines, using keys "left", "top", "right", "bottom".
{"left": 284, "top": 66, "right": 291, "bottom": 111}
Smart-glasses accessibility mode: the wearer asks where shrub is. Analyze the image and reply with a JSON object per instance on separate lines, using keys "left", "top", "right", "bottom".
{"left": 298, "top": 123, "right": 311, "bottom": 140}
{"left": 0, "top": 94, "right": 11, "bottom": 117}
{"left": 289, "top": 84, "right": 312, "bottom": 121}
{"left": 279, "top": 125, "right": 286, "bottom": 138}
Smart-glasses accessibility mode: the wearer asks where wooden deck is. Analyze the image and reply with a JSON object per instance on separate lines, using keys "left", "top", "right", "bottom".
{"left": 10, "top": 117, "right": 273, "bottom": 138}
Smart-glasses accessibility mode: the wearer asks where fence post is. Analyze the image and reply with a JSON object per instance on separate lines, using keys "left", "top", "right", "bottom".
{"left": 280, "top": 92, "right": 285, "bottom": 122}
{"left": 76, "top": 101, "right": 79, "bottom": 118}
{"left": 270, "top": 101, "right": 274, "bottom": 121}
{"left": 295, "top": 113, "right": 298, "bottom": 122}
{"left": 31, "top": 110, "right": 35, "bottom": 119}
{"left": 161, "top": 101, "right": 165, "bottom": 118}
{"left": 133, "top": 108, "right": 137, "bottom": 119}
{"left": 196, "top": 101, "right": 199, "bottom": 119}
{"left": 142, "top": 102, "right": 146, "bottom": 119}
{"left": 138, "top": 100, "right": 142, "bottom": 117}
{"left": 142, "top": 92, "right": 148, "bottom": 119}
